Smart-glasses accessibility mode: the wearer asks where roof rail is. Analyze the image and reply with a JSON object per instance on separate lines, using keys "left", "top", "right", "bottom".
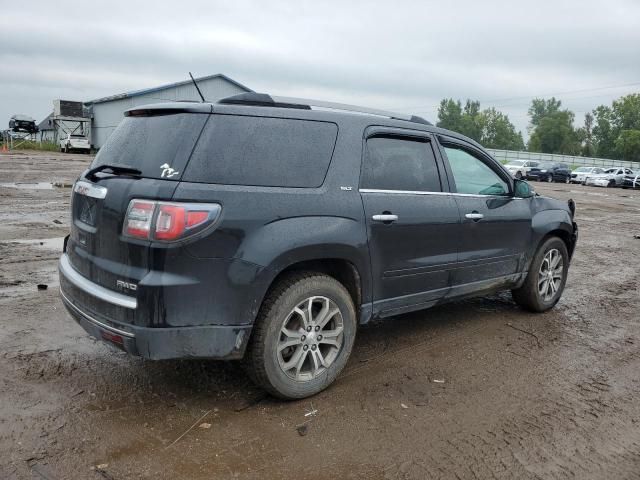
{"left": 218, "top": 93, "right": 432, "bottom": 125}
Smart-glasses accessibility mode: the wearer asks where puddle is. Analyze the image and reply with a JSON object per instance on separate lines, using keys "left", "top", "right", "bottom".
{"left": 0, "top": 182, "right": 53, "bottom": 190}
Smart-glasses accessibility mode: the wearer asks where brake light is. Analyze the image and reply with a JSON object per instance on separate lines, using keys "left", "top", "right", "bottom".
{"left": 123, "top": 200, "right": 221, "bottom": 242}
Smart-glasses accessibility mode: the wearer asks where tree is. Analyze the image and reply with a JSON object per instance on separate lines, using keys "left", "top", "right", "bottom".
{"left": 592, "top": 105, "right": 616, "bottom": 158}
{"left": 615, "top": 130, "right": 640, "bottom": 162}
{"left": 436, "top": 99, "right": 463, "bottom": 132}
{"left": 478, "top": 108, "right": 525, "bottom": 150}
{"left": 592, "top": 94, "right": 640, "bottom": 160}
{"left": 527, "top": 98, "right": 580, "bottom": 155}
{"left": 437, "top": 99, "right": 523, "bottom": 150}
{"left": 460, "top": 100, "right": 482, "bottom": 142}
{"left": 581, "top": 112, "right": 594, "bottom": 157}
{"left": 528, "top": 97, "right": 562, "bottom": 129}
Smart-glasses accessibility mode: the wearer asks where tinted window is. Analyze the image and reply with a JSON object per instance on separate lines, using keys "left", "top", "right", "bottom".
{"left": 91, "top": 113, "right": 208, "bottom": 180}
{"left": 361, "top": 136, "right": 441, "bottom": 192}
{"left": 184, "top": 115, "right": 337, "bottom": 187}
{"left": 444, "top": 146, "right": 509, "bottom": 196}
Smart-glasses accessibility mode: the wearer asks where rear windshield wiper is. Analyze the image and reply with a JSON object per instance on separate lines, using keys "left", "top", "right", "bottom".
{"left": 86, "top": 164, "right": 142, "bottom": 181}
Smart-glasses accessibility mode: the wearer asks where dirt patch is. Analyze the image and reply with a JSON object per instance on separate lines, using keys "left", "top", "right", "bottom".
{"left": 1, "top": 150, "right": 639, "bottom": 479}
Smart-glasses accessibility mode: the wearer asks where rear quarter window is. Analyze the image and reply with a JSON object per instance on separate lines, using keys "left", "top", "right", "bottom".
{"left": 183, "top": 115, "right": 338, "bottom": 187}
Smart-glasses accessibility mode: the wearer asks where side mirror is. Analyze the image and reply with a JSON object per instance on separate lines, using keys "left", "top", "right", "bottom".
{"left": 514, "top": 179, "right": 534, "bottom": 198}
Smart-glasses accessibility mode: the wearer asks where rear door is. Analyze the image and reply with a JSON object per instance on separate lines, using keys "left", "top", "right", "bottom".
{"left": 359, "top": 128, "right": 460, "bottom": 317}
{"left": 66, "top": 111, "right": 209, "bottom": 321}
{"left": 437, "top": 138, "right": 533, "bottom": 296}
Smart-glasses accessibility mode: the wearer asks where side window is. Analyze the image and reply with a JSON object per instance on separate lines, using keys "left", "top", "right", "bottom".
{"left": 361, "top": 136, "right": 441, "bottom": 192}
{"left": 443, "top": 146, "right": 509, "bottom": 196}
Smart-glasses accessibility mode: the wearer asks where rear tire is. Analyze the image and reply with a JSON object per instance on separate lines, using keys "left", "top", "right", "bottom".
{"left": 512, "top": 237, "right": 569, "bottom": 312}
{"left": 244, "top": 272, "right": 357, "bottom": 399}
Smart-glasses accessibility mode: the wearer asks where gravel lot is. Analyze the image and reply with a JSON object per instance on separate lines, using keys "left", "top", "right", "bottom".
{"left": 1, "top": 150, "right": 639, "bottom": 480}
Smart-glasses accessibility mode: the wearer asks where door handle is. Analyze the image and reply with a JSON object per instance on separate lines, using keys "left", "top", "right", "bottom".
{"left": 465, "top": 212, "right": 484, "bottom": 221}
{"left": 372, "top": 214, "right": 398, "bottom": 223}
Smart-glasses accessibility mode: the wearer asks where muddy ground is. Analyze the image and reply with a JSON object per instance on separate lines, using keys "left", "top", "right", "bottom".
{"left": 0, "top": 150, "right": 639, "bottom": 480}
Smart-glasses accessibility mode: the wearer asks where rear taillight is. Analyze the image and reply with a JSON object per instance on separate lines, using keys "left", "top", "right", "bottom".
{"left": 123, "top": 200, "right": 221, "bottom": 242}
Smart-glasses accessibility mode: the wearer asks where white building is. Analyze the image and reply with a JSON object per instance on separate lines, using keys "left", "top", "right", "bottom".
{"left": 84, "top": 74, "right": 252, "bottom": 148}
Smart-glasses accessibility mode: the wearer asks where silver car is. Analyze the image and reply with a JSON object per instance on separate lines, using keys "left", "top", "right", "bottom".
{"left": 571, "top": 166, "right": 605, "bottom": 184}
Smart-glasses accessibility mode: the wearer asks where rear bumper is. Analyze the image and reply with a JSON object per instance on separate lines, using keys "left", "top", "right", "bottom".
{"left": 59, "top": 254, "right": 251, "bottom": 360}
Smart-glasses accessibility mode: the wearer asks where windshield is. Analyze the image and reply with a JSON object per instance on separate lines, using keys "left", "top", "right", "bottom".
{"left": 539, "top": 162, "right": 554, "bottom": 169}
{"left": 574, "top": 167, "right": 590, "bottom": 172}
{"left": 604, "top": 168, "right": 617, "bottom": 174}
{"left": 507, "top": 161, "right": 525, "bottom": 167}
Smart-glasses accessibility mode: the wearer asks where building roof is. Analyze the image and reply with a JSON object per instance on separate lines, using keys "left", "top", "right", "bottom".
{"left": 85, "top": 73, "right": 253, "bottom": 105}
{"left": 37, "top": 113, "right": 54, "bottom": 131}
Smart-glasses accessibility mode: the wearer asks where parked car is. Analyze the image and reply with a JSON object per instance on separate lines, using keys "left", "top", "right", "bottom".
{"left": 9, "top": 114, "right": 38, "bottom": 133}
{"left": 571, "top": 166, "right": 605, "bottom": 184}
{"left": 527, "top": 162, "right": 572, "bottom": 183}
{"left": 504, "top": 160, "right": 539, "bottom": 179}
{"left": 585, "top": 167, "right": 634, "bottom": 187}
{"left": 621, "top": 173, "right": 640, "bottom": 189}
{"left": 58, "top": 93, "right": 578, "bottom": 399}
{"left": 59, "top": 134, "right": 91, "bottom": 153}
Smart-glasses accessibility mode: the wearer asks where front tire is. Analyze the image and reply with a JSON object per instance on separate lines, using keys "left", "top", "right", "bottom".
{"left": 546, "top": 175, "right": 553, "bottom": 183}
{"left": 244, "top": 272, "right": 357, "bottom": 399}
{"left": 512, "top": 237, "right": 569, "bottom": 312}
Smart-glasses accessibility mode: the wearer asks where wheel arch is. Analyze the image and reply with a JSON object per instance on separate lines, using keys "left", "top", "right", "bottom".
{"left": 262, "top": 257, "right": 364, "bottom": 319}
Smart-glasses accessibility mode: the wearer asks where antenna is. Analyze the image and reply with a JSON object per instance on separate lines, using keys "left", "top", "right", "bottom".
{"left": 189, "top": 72, "right": 206, "bottom": 102}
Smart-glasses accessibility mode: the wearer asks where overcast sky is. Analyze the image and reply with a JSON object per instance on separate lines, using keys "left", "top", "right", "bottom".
{"left": 1, "top": 0, "right": 639, "bottom": 137}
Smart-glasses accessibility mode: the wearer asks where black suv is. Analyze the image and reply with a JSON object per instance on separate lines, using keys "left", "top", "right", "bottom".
{"left": 527, "top": 162, "right": 572, "bottom": 183}
{"left": 59, "top": 93, "right": 578, "bottom": 399}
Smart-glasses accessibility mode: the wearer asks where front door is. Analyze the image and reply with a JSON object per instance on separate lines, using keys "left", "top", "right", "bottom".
{"left": 359, "top": 130, "right": 460, "bottom": 317}
{"left": 438, "top": 140, "right": 533, "bottom": 297}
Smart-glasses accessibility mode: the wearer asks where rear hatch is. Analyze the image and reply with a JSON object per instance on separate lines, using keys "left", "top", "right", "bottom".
{"left": 65, "top": 107, "right": 210, "bottom": 325}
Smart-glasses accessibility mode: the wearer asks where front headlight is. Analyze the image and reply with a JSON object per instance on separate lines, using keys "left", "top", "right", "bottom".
{"left": 540, "top": 169, "right": 547, "bottom": 173}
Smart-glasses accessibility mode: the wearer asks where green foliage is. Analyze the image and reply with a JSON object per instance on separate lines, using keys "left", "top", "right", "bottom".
{"left": 592, "top": 94, "right": 640, "bottom": 160}
{"left": 528, "top": 97, "right": 562, "bottom": 128}
{"left": 614, "top": 130, "right": 640, "bottom": 162}
{"left": 436, "top": 99, "right": 524, "bottom": 150}
{"left": 479, "top": 108, "right": 525, "bottom": 150}
{"left": 580, "top": 112, "right": 594, "bottom": 157}
{"left": 527, "top": 98, "right": 580, "bottom": 155}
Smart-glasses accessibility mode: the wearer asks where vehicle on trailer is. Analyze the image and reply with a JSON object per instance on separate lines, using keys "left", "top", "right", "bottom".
{"left": 621, "top": 173, "right": 640, "bottom": 189}
{"left": 585, "top": 167, "right": 634, "bottom": 187}
{"left": 504, "top": 159, "right": 539, "bottom": 179}
{"left": 9, "top": 114, "right": 38, "bottom": 133}
{"left": 570, "top": 166, "right": 605, "bottom": 184}
{"left": 58, "top": 93, "right": 578, "bottom": 399}
{"left": 527, "top": 162, "right": 572, "bottom": 183}
{"left": 59, "top": 134, "right": 91, "bottom": 153}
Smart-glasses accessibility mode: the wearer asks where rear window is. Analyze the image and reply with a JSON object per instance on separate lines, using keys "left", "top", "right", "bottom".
{"left": 183, "top": 115, "right": 338, "bottom": 187}
{"left": 91, "top": 113, "right": 208, "bottom": 180}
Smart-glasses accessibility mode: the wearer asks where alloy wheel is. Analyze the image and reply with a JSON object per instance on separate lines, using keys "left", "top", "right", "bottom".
{"left": 538, "top": 248, "right": 563, "bottom": 302}
{"left": 277, "top": 296, "right": 344, "bottom": 381}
